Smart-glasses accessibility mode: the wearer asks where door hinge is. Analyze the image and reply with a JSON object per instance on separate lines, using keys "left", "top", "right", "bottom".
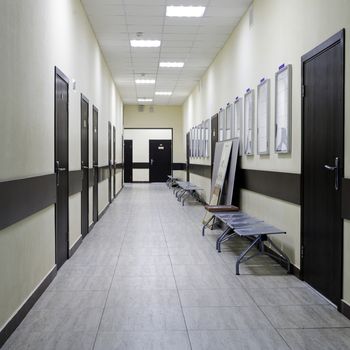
{"left": 301, "top": 84, "right": 305, "bottom": 98}
{"left": 301, "top": 245, "right": 304, "bottom": 259}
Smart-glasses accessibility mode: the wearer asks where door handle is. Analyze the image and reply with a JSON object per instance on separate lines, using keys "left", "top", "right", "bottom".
{"left": 324, "top": 157, "right": 340, "bottom": 191}
{"left": 150, "top": 159, "right": 154, "bottom": 165}
{"left": 82, "top": 166, "right": 89, "bottom": 169}
{"left": 57, "top": 167, "right": 67, "bottom": 171}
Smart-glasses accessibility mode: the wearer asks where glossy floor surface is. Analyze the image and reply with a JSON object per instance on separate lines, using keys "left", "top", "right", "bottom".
{"left": 3, "top": 184, "right": 350, "bottom": 349}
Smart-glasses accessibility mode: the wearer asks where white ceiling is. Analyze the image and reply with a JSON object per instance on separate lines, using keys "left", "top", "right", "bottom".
{"left": 81, "top": 0, "right": 252, "bottom": 105}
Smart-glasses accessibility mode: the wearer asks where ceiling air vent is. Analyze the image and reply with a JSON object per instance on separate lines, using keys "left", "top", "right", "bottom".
{"left": 138, "top": 105, "right": 145, "bottom": 112}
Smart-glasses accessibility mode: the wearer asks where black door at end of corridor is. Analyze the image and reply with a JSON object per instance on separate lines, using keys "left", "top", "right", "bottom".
{"left": 149, "top": 140, "right": 172, "bottom": 182}
{"left": 301, "top": 30, "right": 344, "bottom": 307}
{"left": 54, "top": 67, "right": 69, "bottom": 270}
{"left": 124, "top": 140, "right": 133, "bottom": 183}
{"left": 81, "top": 94, "right": 89, "bottom": 238}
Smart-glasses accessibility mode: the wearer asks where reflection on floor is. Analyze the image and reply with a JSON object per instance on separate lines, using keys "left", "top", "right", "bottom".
{"left": 3, "top": 184, "right": 350, "bottom": 349}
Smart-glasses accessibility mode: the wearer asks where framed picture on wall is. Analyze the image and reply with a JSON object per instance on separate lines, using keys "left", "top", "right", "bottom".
{"left": 275, "top": 64, "right": 292, "bottom": 153}
{"left": 257, "top": 78, "right": 270, "bottom": 155}
{"left": 198, "top": 122, "right": 203, "bottom": 157}
{"left": 233, "top": 97, "right": 243, "bottom": 155}
{"left": 244, "top": 89, "right": 255, "bottom": 155}
{"left": 225, "top": 103, "right": 233, "bottom": 140}
{"left": 205, "top": 119, "right": 210, "bottom": 158}
{"left": 218, "top": 108, "right": 225, "bottom": 141}
{"left": 190, "top": 127, "right": 194, "bottom": 157}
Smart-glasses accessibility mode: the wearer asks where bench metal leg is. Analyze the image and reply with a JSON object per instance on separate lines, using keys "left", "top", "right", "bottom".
{"left": 202, "top": 215, "right": 215, "bottom": 236}
{"left": 216, "top": 227, "right": 232, "bottom": 252}
{"left": 236, "top": 235, "right": 261, "bottom": 275}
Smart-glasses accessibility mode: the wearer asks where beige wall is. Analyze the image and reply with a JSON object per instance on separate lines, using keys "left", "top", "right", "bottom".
{"left": 183, "top": 0, "right": 350, "bottom": 305}
{"left": 124, "top": 105, "right": 186, "bottom": 181}
{"left": 0, "top": 0, "right": 123, "bottom": 331}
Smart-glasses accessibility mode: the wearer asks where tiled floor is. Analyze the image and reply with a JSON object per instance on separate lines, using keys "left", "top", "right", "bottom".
{"left": 3, "top": 183, "right": 350, "bottom": 350}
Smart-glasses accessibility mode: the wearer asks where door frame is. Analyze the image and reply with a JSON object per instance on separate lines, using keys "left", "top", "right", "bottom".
{"left": 300, "top": 29, "right": 345, "bottom": 307}
{"left": 149, "top": 139, "right": 173, "bottom": 183}
{"left": 108, "top": 121, "right": 112, "bottom": 203}
{"left": 113, "top": 125, "right": 116, "bottom": 198}
{"left": 54, "top": 66, "right": 70, "bottom": 268}
{"left": 80, "top": 93, "right": 89, "bottom": 238}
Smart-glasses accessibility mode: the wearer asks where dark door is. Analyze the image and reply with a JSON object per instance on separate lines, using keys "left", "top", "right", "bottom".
{"left": 113, "top": 126, "right": 116, "bottom": 197}
{"left": 108, "top": 122, "right": 112, "bottom": 203}
{"left": 124, "top": 140, "right": 133, "bottom": 183}
{"left": 211, "top": 114, "right": 218, "bottom": 174}
{"left": 186, "top": 132, "right": 190, "bottom": 181}
{"left": 93, "top": 106, "right": 98, "bottom": 223}
{"left": 301, "top": 30, "right": 344, "bottom": 307}
{"left": 149, "top": 140, "right": 172, "bottom": 182}
{"left": 81, "top": 95, "right": 89, "bottom": 238}
{"left": 54, "top": 68, "right": 69, "bottom": 270}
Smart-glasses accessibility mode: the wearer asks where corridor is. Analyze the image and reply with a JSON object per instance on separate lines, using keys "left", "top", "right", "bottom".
{"left": 3, "top": 184, "right": 350, "bottom": 350}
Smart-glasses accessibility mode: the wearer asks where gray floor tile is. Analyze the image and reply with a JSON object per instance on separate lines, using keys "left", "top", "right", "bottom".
{"left": 111, "top": 275, "right": 177, "bottom": 290}
{"left": 99, "top": 305, "right": 186, "bottom": 331}
{"left": 94, "top": 331, "right": 191, "bottom": 350}
{"left": 114, "top": 262, "right": 173, "bottom": 277}
{"left": 261, "top": 304, "right": 350, "bottom": 328}
{"left": 247, "top": 287, "right": 328, "bottom": 306}
{"left": 179, "top": 288, "right": 254, "bottom": 307}
{"left": 183, "top": 306, "right": 272, "bottom": 330}
{"left": 189, "top": 329, "right": 290, "bottom": 350}
{"left": 279, "top": 328, "right": 350, "bottom": 350}
{"left": 237, "top": 275, "right": 305, "bottom": 289}
{"left": 106, "top": 289, "right": 181, "bottom": 308}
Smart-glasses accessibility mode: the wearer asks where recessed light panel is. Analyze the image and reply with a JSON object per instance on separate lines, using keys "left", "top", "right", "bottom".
{"left": 166, "top": 6, "right": 205, "bottom": 17}
{"left": 138, "top": 98, "right": 153, "bottom": 102}
{"left": 159, "top": 62, "right": 184, "bottom": 68}
{"left": 155, "top": 92, "right": 172, "bottom": 96}
{"left": 130, "top": 40, "right": 161, "bottom": 48}
{"left": 135, "top": 79, "right": 156, "bottom": 84}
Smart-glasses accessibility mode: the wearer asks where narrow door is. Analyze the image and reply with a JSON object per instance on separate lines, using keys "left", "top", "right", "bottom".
{"left": 93, "top": 106, "right": 98, "bottom": 223}
{"left": 302, "top": 30, "right": 344, "bottom": 307}
{"left": 149, "top": 140, "right": 172, "bottom": 182}
{"left": 211, "top": 114, "right": 218, "bottom": 176}
{"left": 81, "top": 95, "right": 89, "bottom": 238}
{"left": 113, "top": 126, "right": 116, "bottom": 197}
{"left": 54, "top": 68, "right": 69, "bottom": 269}
{"left": 186, "top": 132, "right": 190, "bottom": 181}
{"left": 108, "top": 122, "right": 112, "bottom": 203}
{"left": 124, "top": 140, "right": 133, "bottom": 183}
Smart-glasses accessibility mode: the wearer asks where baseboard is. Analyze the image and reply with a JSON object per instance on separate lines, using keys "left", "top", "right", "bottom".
{"left": 69, "top": 236, "right": 82, "bottom": 258}
{"left": 132, "top": 181, "right": 149, "bottom": 183}
{"left": 341, "top": 300, "right": 350, "bottom": 320}
{"left": 0, "top": 265, "right": 57, "bottom": 348}
{"left": 98, "top": 203, "right": 110, "bottom": 220}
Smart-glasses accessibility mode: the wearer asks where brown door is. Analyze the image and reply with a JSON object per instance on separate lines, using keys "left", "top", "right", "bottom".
{"left": 149, "top": 140, "right": 172, "bottom": 182}
{"left": 93, "top": 106, "right": 98, "bottom": 222}
{"left": 301, "top": 30, "right": 344, "bottom": 307}
{"left": 54, "top": 67, "right": 69, "bottom": 269}
{"left": 124, "top": 140, "right": 133, "bottom": 183}
{"left": 108, "top": 122, "right": 112, "bottom": 203}
{"left": 81, "top": 94, "right": 89, "bottom": 238}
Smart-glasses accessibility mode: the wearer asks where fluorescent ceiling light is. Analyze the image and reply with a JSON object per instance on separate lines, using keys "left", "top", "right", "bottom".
{"left": 138, "top": 98, "right": 153, "bottom": 102}
{"left": 155, "top": 92, "right": 172, "bottom": 96}
{"left": 166, "top": 6, "right": 205, "bottom": 17}
{"left": 159, "top": 62, "right": 184, "bottom": 68}
{"left": 130, "top": 40, "right": 161, "bottom": 48}
{"left": 135, "top": 79, "right": 155, "bottom": 84}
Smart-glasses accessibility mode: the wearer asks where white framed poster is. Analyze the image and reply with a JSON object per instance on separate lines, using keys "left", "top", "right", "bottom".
{"left": 225, "top": 103, "right": 233, "bottom": 140}
{"left": 199, "top": 122, "right": 204, "bottom": 157}
{"left": 244, "top": 89, "right": 255, "bottom": 155}
{"left": 218, "top": 108, "right": 225, "bottom": 141}
{"left": 204, "top": 119, "right": 210, "bottom": 158}
{"left": 190, "top": 127, "right": 194, "bottom": 157}
{"left": 275, "top": 64, "right": 292, "bottom": 153}
{"left": 195, "top": 126, "right": 199, "bottom": 157}
{"left": 233, "top": 97, "right": 243, "bottom": 155}
{"left": 257, "top": 78, "right": 270, "bottom": 155}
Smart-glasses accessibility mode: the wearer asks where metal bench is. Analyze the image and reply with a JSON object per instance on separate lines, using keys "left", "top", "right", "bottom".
{"left": 173, "top": 181, "right": 203, "bottom": 206}
{"left": 202, "top": 211, "right": 291, "bottom": 275}
{"left": 166, "top": 175, "right": 178, "bottom": 188}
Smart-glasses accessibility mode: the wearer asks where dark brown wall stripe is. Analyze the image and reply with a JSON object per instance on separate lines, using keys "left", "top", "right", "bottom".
{"left": 98, "top": 165, "right": 110, "bottom": 183}
{"left": 69, "top": 170, "right": 83, "bottom": 196}
{"left": 173, "top": 163, "right": 187, "bottom": 171}
{"left": 132, "top": 162, "right": 149, "bottom": 169}
{"left": 342, "top": 178, "right": 350, "bottom": 220}
{"left": 238, "top": 169, "right": 301, "bottom": 205}
{"left": 0, "top": 174, "right": 56, "bottom": 231}
{"left": 189, "top": 163, "right": 212, "bottom": 179}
